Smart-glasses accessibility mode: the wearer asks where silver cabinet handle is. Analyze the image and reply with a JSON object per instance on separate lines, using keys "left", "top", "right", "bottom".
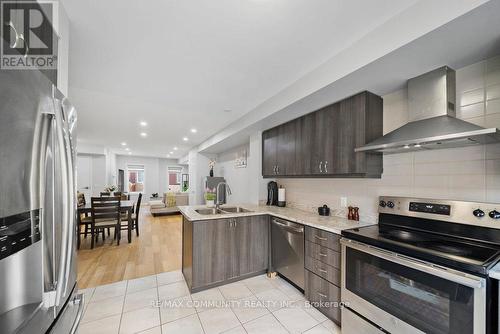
{"left": 318, "top": 253, "right": 327, "bottom": 257}
{"left": 314, "top": 235, "right": 327, "bottom": 241}
{"left": 319, "top": 161, "right": 323, "bottom": 173}
{"left": 276, "top": 165, "right": 279, "bottom": 174}
{"left": 272, "top": 219, "right": 304, "bottom": 233}
{"left": 316, "top": 266, "right": 328, "bottom": 274}
{"left": 324, "top": 161, "right": 328, "bottom": 173}
{"left": 317, "top": 292, "right": 328, "bottom": 298}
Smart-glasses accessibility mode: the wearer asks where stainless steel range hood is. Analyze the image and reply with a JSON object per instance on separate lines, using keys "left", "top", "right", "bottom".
{"left": 355, "top": 66, "right": 500, "bottom": 154}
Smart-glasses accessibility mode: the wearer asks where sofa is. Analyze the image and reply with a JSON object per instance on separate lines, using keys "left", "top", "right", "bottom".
{"left": 149, "top": 192, "right": 189, "bottom": 216}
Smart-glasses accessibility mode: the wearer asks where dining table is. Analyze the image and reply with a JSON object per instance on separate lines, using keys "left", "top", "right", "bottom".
{"left": 77, "top": 200, "right": 135, "bottom": 244}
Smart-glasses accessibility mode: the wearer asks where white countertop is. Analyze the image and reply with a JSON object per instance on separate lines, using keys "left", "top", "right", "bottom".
{"left": 178, "top": 204, "right": 376, "bottom": 235}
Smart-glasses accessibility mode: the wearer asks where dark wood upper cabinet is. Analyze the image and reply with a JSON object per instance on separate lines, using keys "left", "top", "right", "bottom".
{"left": 262, "top": 91, "right": 383, "bottom": 178}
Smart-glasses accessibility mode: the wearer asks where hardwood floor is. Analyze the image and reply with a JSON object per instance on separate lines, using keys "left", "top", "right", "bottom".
{"left": 77, "top": 207, "right": 182, "bottom": 289}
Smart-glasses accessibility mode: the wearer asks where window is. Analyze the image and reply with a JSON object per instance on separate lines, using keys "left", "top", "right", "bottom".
{"left": 168, "top": 166, "right": 182, "bottom": 192}
{"left": 128, "top": 164, "right": 145, "bottom": 193}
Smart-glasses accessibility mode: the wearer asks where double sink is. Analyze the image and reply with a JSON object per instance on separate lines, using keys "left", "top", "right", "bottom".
{"left": 195, "top": 207, "right": 254, "bottom": 215}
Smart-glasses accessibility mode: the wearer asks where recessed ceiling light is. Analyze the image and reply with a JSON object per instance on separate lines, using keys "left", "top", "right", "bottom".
{"left": 190, "top": 128, "right": 197, "bottom": 133}
{"left": 173, "top": 147, "right": 178, "bottom": 150}
{"left": 128, "top": 152, "right": 132, "bottom": 155}
{"left": 140, "top": 132, "right": 147, "bottom": 137}
{"left": 140, "top": 121, "right": 147, "bottom": 127}
{"left": 121, "top": 142, "right": 127, "bottom": 146}
{"left": 169, "top": 151, "right": 173, "bottom": 154}
{"left": 125, "top": 147, "right": 130, "bottom": 151}
{"left": 183, "top": 137, "right": 188, "bottom": 141}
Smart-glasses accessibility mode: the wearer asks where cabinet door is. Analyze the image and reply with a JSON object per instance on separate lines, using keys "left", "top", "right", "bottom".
{"left": 311, "top": 105, "right": 336, "bottom": 175}
{"left": 233, "top": 216, "right": 269, "bottom": 276}
{"left": 294, "top": 114, "right": 314, "bottom": 175}
{"left": 192, "top": 219, "right": 229, "bottom": 288}
{"left": 332, "top": 93, "right": 366, "bottom": 174}
{"left": 277, "top": 122, "right": 296, "bottom": 176}
{"left": 262, "top": 127, "right": 278, "bottom": 177}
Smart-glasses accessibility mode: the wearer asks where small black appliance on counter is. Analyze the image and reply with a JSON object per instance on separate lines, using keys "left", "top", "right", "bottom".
{"left": 267, "top": 181, "right": 278, "bottom": 206}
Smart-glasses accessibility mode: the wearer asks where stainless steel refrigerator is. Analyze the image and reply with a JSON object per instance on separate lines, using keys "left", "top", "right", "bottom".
{"left": 0, "top": 68, "right": 83, "bottom": 332}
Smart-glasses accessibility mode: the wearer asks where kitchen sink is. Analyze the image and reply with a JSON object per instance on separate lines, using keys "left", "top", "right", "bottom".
{"left": 220, "top": 207, "right": 254, "bottom": 213}
{"left": 195, "top": 208, "right": 226, "bottom": 215}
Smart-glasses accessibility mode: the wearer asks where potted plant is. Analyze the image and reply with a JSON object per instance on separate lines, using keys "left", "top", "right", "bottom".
{"left": 105, "top": 185, "right": 117, "bottom": 193}
{"left": 205, "top": 191, "right": 216, "bottom": 207}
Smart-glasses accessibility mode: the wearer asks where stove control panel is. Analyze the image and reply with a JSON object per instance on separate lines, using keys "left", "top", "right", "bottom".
{"left": 379, "top": 196, "right": 500, "bottom": 229}
{"left": 409, "top": 202, "right": 451, "bottom": 215}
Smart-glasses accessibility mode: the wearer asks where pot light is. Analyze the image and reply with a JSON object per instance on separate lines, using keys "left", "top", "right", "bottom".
{"left": 173, "top": 147, "right": 178, "bottom": 150}
{"left": 404, "top": 145, "right": 410, "bottom": 149}
{"left": 140, "top": 132, "right": 147, "bottom": 137}
{"left": 128, "top": 152, "right": 132, "bottom": 155}
{"left": 140, "top": 121, "right": 148, "bottom": 127}
{"left": 169, "top": 151, "right": 174, "bottom": 154}
{"left": 121, "top": 142, "right": 127, "bottom": 146}
{"left": 190, "top": 128, "right": 197, "bottom": 133}
{"left": 414, "top": 144, "right": 421, "bottom": 148}
{"left": 125, "top": 148, "right": 130, "bottom": 151}
{"left": 183, "top": 137, "right": 188, "bottom": 141}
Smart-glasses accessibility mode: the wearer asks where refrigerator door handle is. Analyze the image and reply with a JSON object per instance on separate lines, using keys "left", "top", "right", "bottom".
{"left": 53, "top": 94, "right": 74, "bottom": 307}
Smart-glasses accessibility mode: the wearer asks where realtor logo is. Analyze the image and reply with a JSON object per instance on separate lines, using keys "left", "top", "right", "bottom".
{"left": 1, "top": 0, "right": 57, "bottom": 69}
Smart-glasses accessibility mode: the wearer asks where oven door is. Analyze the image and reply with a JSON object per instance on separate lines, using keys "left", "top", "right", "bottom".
{"left": 341, "top": 238, "right": 486, "bottom": 334}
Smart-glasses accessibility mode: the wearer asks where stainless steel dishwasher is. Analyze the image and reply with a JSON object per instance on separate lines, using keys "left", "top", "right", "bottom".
{"left": 271, "top": 217, "right": 304, "bottom": 290}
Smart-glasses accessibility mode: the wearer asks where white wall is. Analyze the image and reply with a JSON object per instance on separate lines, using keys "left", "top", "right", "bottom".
{"left": 213, "top": 132, "right": 268, "bottom": 205}
{"left": 278, "top": 55, "right": 500, "bottom": 223}
{"left": 115, "top": 155, "right": 187, "bottom": 199}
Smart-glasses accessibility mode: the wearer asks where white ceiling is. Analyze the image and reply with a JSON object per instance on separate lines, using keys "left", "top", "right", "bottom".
{"left": 62, "top": 0, "right": 419, "bottom": 158}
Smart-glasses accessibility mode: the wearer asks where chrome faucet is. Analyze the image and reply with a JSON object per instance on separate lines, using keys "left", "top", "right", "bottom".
{"left": 215, "top": 182, "right": 232, "bottom": 210}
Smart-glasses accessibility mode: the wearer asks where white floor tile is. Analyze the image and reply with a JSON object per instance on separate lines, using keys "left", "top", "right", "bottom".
{"left": 222, "top": 325, "right": 246, "bottom": 334}
{"left": 243, "top": 313, "right": 288, "bottom": 334}
{"left": 123, "top": 287, "right": 158, "bottom": 312}
{"left": 255, "top": 288, "right": 293, "bottom": 312}
{"left": 320, "top": 319, "right": 341, "bottom": 333}
{"left": 91, "top": 281, "right": 127, "bottom": 302}
{"left": 126, "top": 275, "right": 157, "bottom": 294}
{"left": 159, "top": 296, "right": 196, "bottom": 324}
{"left": 82, "top": 295, "right": 124, "bottom": 323}
{"left": 157, "top": 270, "right": 184, "bottom": 286}
{"left": 198, "top": 307, "right": 241, "bottom": 334}
{"left": 242, "top": 275, "right": 275, "bottom": 295}
{"left": 303, "top": 323, "right": 336, "bottom": 334}
{"left": 191, "top": 287, "right": 226, "bottom": 312}
{"left": 273, "top": 306, "right": 319, "bottom": 333}
{"left": 119, "top": 306, "right": 160, "bottom": 334}
{"left": 270, "top": 278, "right": 305, "bottom": 301}
{"left": 218, "top": 281, "right": 253, "bottom": 301}
{"left": 231, "top": 295, "right": 270, "bottom": 324}
{"left": 161, "top": 314, "right": 204, "bottom": 334}
{"left": 78, "top": 314, "right": 121, "bottom": 334}
{"left": 137, "top": 326, "right": 162, "bottom": 334}
{"left": 157, "top": 281, "right": 190, "bottom": 301}
{"left": 293, "top": 300, "right": 328, "bottom": 323}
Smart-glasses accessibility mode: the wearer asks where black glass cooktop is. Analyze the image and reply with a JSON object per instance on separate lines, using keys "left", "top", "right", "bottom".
{"left": 342, "top": 224, "right": 500, "bottom": 276}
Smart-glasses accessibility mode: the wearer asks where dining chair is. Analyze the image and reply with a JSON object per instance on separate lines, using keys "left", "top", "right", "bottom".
{"left": 100, "top": 191, "right": 111, "bottom": 196}
{"left": 90, "top": 196, "right": 121, "bottom": 249}
{"left": 120, "top": 192, "right": 142, "bottom": 238}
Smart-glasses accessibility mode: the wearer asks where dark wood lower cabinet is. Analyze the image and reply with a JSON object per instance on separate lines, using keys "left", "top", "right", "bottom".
{"left": 183, "top": 215, "right": 269, "bottom": 292}
{"left": 305, "top": 270, "right": 342, "bottom": 325}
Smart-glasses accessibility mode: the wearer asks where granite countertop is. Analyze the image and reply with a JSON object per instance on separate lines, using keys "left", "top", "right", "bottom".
{"left": 178, "top": 204, "right": 376, "bottom": 235}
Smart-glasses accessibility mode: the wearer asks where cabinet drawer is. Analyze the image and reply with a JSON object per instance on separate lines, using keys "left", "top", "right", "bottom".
{"left": 305, "top": 241, "right": 340, "bottom": 269}
{"left": 305, "top": 270, "right": 341, "bottom": 324}
{"left": 305, "top": 227, "right": 340, "bottom": 251}
{"left": 305, "top": 256, "right": 340, "bottom": 286}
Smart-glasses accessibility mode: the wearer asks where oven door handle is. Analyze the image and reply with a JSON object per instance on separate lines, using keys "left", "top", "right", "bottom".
{"left": 341, "top": 238, "right": 485, "bottom": 289}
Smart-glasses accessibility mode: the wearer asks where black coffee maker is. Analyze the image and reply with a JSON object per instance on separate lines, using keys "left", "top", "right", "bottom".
{"left": 267, "top": 181, "right": 278, "bottom": 206}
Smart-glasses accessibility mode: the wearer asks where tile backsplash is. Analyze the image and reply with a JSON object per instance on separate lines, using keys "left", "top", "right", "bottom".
{"left": 280, "top": 55, "right": 500, "bottom": 223}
